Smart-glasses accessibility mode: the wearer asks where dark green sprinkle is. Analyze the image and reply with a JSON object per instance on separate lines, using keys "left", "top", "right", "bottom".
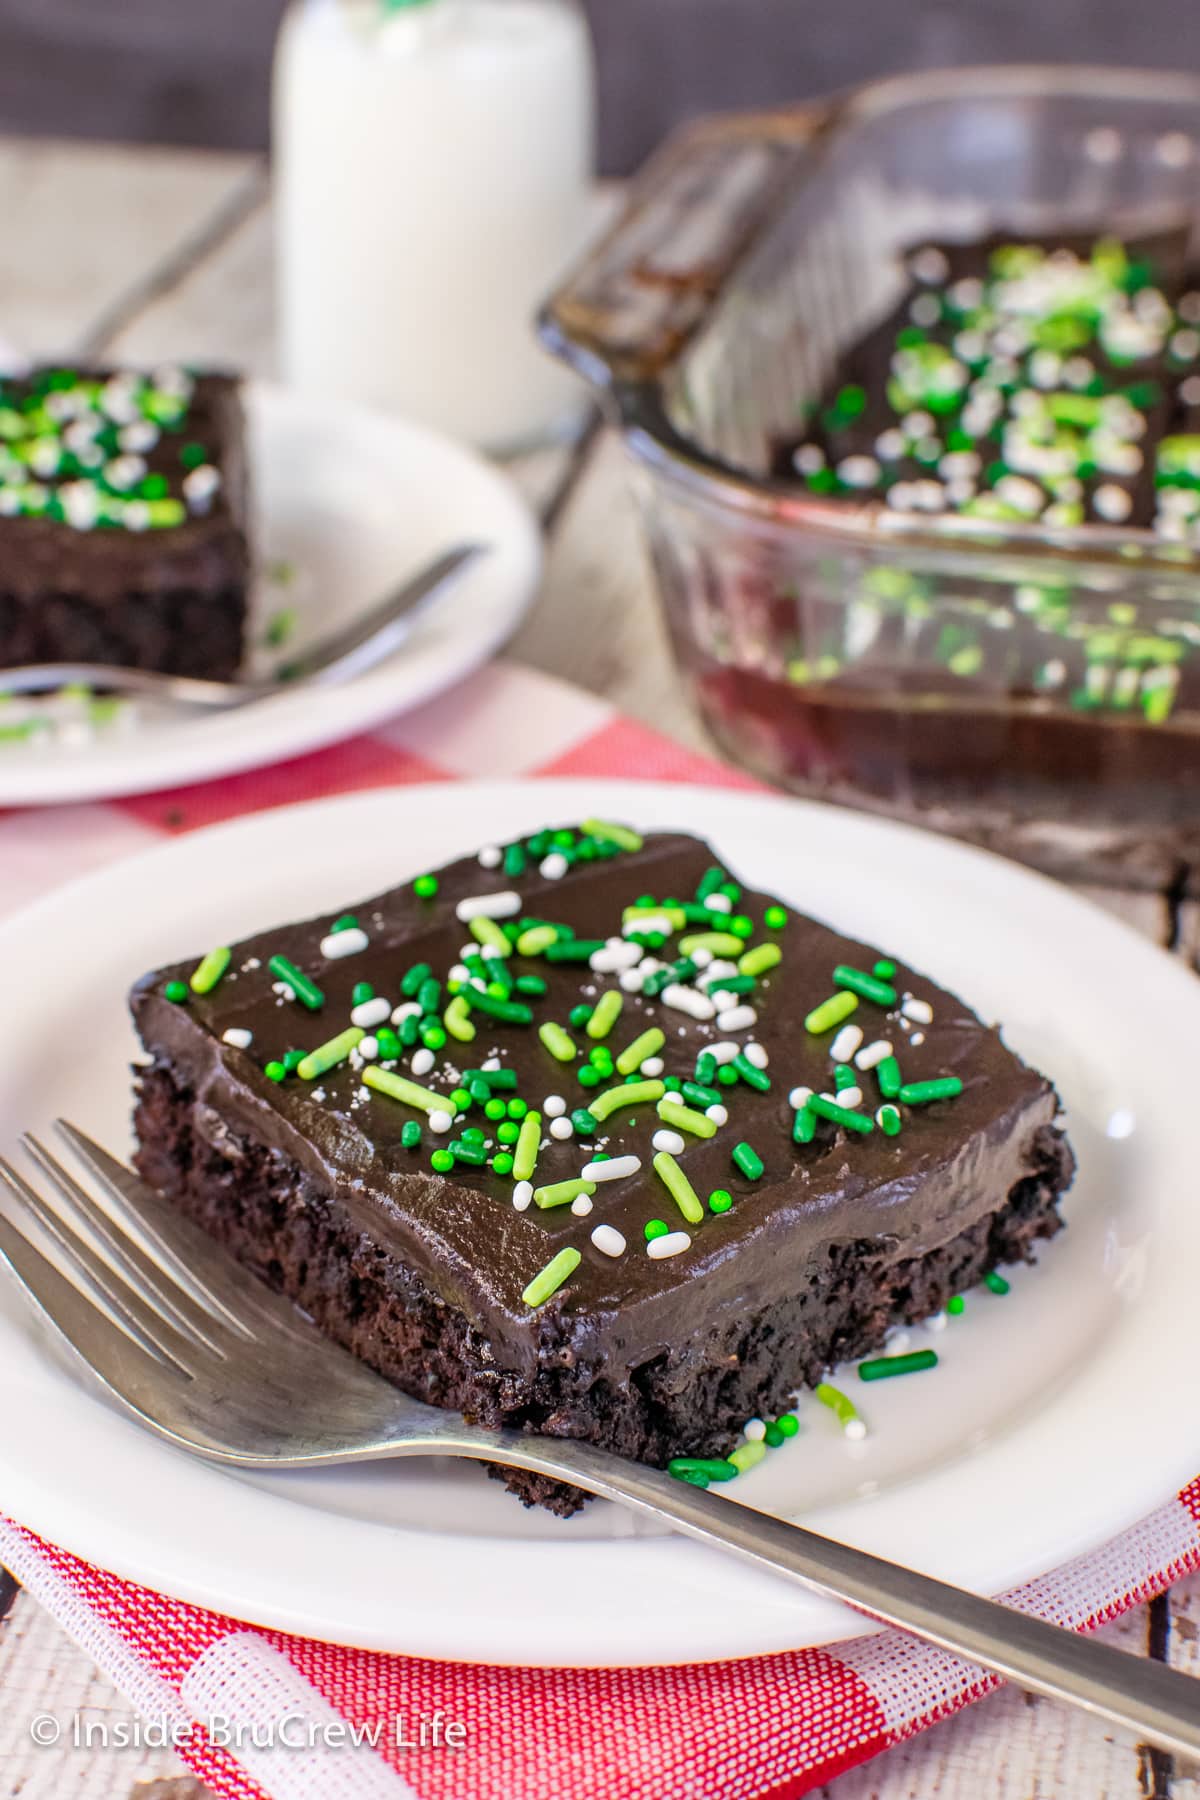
{"left": 515, "top": 974, "right": 547, "bottom": 996}
{"left": 696, "top": 866, "right": 726, "bottom": 901}
{"left": 468, "top": 1077, "right": 492, "bottom": 1105}
{"left": 695, "top": 1052, "right": 717, "bottom": 1086}
{"left": 718, "top": 1065, "right": 739, "bottom": 1087}
{"left": 859, "top": 1350, "right": 939, "bottom": 1381}
{"left": 449, "top": 1139, "right": 487, "bottom": 1166}
{"left": 675, "top": 1469, "right": 710, "bottom": 1488}
{"left": 268, "top": 956, "right": 324, "bottom": 1011}
{"left": 577, "top": 1065, "right": 601, "bottom": 1088}
{"left": 401, "top": 1120, "right": 422, "bottom": 1150}
{"left": 682, "top": 1081, "right": 721, "bottom": 1109}
{"left": 352, "top": 981, "right": 374, "bottom": 1006}
{"left": 376, "top": 1027, "right": 401, "bottom": 1058}
{"left": 330, "top": 913, "right": 358, "bottom": 933}
{"left": 833, "top": 964, "right": 898, "bottom": 1007}
{"left": 732, "top": 1142, "right": 764, "bottom": 1180}
{"left": 763, "top": 1421, "right": 785, "bottom": 1447}
{"left": 282, "top": 1049, "right": 305, "bottom": 1073}
{"left": 668, "top": 1456, "right": 739, "bottom": 1482}
{"left": 503, "top": 843, "right": 527, "bottom": 879}
{"left": 807, "top": 1094, "right": 873, "bottom": 1135}
{"left": 164, "top": 979, "right": 189, "bottom": 1003}
{"left": 732, "top": 1053, "right": 770, "bottom": 1092}
{"left": 465, "top": 1067, "right": 517, "bottom": 1090}
{"left": 898, "top": 1077, "right": 964, "bottom": 1104}
{"left": 877, "top": 1056, "right": 903, "bottom": 1098}
{"left": 417, "top": 977, "right": 442, "bottom": 1015}
{"left": 401, "top": 962, "right": 431, "bottom": 998}
{"left": 793, "top": 1108, "right": 817, "bottom": 1144}
{"left": 708, "top": 973, "right": 756, "bottom": 995}
{"left": 569, "top": 1003, "right": 593, "bottom": 1028}
{"left": 399, "top": 1014, "right": 420, "bottom": 1047}
{"left": 462, "top": 991, "right": 533, "bottom": 1024}
{"left": 545, "top": 940, "right": 605, "bottom": 964}
{"left": 984, "top": 1270, "right": 1011, "bottom": 1295}
{"left": 264, "top": 1060, "right": 286, "bottom": 1082}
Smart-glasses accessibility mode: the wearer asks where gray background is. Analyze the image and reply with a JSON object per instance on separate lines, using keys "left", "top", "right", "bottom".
{"left": 0, "top": 0, "right": 1198, "bottom": 173}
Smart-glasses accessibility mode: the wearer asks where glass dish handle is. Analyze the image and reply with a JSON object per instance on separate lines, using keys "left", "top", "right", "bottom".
{"left": 539, "top": 106, "right": 826, "bottom": 396}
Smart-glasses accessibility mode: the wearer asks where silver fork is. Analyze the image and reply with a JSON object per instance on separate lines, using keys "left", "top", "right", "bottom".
{"left": 1, "top": 1123, "right": 1197, "bottom": 1763}
{"left": 0, "top": 543, "right": 484, "bottom": 711}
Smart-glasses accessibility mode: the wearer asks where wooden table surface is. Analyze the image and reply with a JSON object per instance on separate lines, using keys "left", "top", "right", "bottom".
{"left": 0, "top": 135, "right": 1197, "bottom": 1800}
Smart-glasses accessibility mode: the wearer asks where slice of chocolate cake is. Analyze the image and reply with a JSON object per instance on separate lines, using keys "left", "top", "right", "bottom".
{"left": 0, "top": 365, "right": 250, "bottom": 682}
{"left": 129, "top": 821, "right": 1073, "bottom": 1514}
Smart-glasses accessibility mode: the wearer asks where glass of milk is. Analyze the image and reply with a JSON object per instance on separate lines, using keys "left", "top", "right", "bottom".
{"left": 274, "top": 0, "right": 596, "bottom": 452}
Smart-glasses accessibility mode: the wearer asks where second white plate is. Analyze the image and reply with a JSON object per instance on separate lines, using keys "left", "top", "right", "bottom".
{"left": 0, "top": 779, "right": 1197, "bottom": 1664}
{"left": 0, "top": 384, "right": 542, "bottom": 806}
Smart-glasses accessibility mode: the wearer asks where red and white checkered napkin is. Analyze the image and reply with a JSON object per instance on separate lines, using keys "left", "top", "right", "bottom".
{"left": 2, "top": 662, "right": 1199, "bottom": 1800}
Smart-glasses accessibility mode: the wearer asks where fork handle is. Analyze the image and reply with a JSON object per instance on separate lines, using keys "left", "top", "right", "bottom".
{"left": 450, "top": 1431, "right": 1200, "bottom": 1760}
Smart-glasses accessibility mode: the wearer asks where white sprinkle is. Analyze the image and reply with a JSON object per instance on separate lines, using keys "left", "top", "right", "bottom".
{"left": 591, "top": 1224, "right": 626, "bottom": 1258}
{"left": 855, "top": 1039, "right": 893, "bottom": 1071}
{"left": 689, "top": 946, "right": 713, "bottom": 969}
{"left": 540, "top": 853, "right": 569, "bottom": 881}
{"left": 836, "top": 1085, "right": 864, "bottom": 1108}
{"left": 652, "top": 1129, "right": 686, "bottom": 1156}
{"left": 662, "top": 984, "right": 716, "bottom": 1020}
{"left": 909, "top": 293, "right": 941, "bottom": 327}
{"left": 582, "top": 1155, "right": 641, "bottom": 1182}
{"left": 590, "top": 938, "right": 643, "bottom": 973}
{"left": 181, "top": 464, "right": 221, "bottom": 510}
{"left": 391, "top": 1001, "right": 421, "bottom": 1025}
{"left": 901, "top": 997, "right": 933, "bottom": 1025}
{"left": 788, "top": 1086, "right": 813, "bottom": 1110}
{"left": 831, "top": 1025, "right": 864, "bottom": 1064}
{"left": 910, "top": 1031, "right": 926, "bottom": 1047}
{"left": 702, "top": 959, "right": 739, "bottom": 985}
{"left": 875, "top": 427, "right": 908, "bottom": 461}
{"left": 709, "top": 1041, "right": 741, "bottom": 1064}
{"left": 543, "top": 1094, "right": 567, "bottom": 1118}
{"left": 792, "top": 443, "right": 825, "bottom": 475}
{"left": 477, "top": 845, "right": 502, "bottom": 869}
{"left": 222, "top": 1027, "right": 252, "bottom": 1050}
{"left": 705, "top": 1104, "right": 728, "bottom": 1126}
{"left": 359, "top": 1036, "right": 379, "bottom": 1060}
{"left": 447, "top": 964, "right": 470, "bottom": 987}
{"left": 550, "top": 1116, "right": 574, "bottom": 1141}
{"left": 1094, "top": 482, "right": 1133, "bottom": 523}
{"left": 640, "top": 1056, "right": 665, "bottom": 1078}
{"left": 704, "top": 892, "right": 733, "bottom": 914}
{"left": 410, "top": 1046, "right": 435, "bottom": 1077}
{"left": 743, "top": 1418, "right": 767, "bottom": 1442}
{"left": 926, "top": 1310, "right": 948, "bottom": 1332}
{"left": 350, "top": 997, "right": 391, "bottom": 1030}
{"left": 272, "top": 981, "right": 295, "bottom": 1002}
{"left": 888, "top": 1331, "right": 912, "bottom": 1356}
{"left": 844, "top": 1419, "right": 868, "bottom": 1442}
{"left": 513, "top": 1181, "right": 533, "bottom": 1211}
{"left": 428, "top": 1110, "right": 454, "bottom": 1134}
{"left": 623, "top": 912, "right": 674, "bottom": 938}
{"left": 482, "top": 1056, "right": 501, "bottom": 1072}
{"left": 647, "top": 1231, "right": 691, "bottom": 1260}
{"left": 838, "top": 453, "right": 881, "bottom": 489}
{"left": 619, "top": 968, "right": 647, "bottom": 993}
{"left": 910, "top": 245, "right": 949, "bottom": 285}
{"left": 321, "top": 927, "right": 369, "bottom": 959}
{"left": 716, "top": 1004, "right": 757, "bottom": 1032}
{"left": 742, "top": 1041, "right": 769, "bottom": 1070}
{"left": 570, "top": 1193, "right": 593, "bottom": 1216}
{"left": 455, "top": 891, "right": 521, "bottom": 922}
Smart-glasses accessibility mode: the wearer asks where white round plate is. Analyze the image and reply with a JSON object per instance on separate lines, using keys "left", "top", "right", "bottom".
{"left": 0, "top": 384, "right": 541, "bottom": 806}
{"left": 1, "top": 779, "right": 1197, "bottom": 1666}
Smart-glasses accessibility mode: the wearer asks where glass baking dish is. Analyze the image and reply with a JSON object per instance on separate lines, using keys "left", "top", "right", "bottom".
{"left": 540, "top": 67, "right": 1200, "bottom": 887}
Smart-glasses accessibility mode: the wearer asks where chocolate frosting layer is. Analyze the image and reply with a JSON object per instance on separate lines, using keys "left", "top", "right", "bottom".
{"left": 130, "top": 829, "right": 1067, "bottom": 1385}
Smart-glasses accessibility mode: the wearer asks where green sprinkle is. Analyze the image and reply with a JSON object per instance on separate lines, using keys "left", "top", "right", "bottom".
{"left": 512, "top": 1111, "right": 542, "bottom": 1182}
{"left": 417, "top": 977, "right": 442, "bottom": 1014}
{"left": 807, "top": 1094, "right": 873, "bottom": 1135}
{"left": 832, "top": 964, "right": 898, "bottom": 1006}
{"left": 581, "top": 818, "right": 642, "bottom": 852}
{"left": 189, "top": 945, "right": 231, "bottom": 995}
{"left": 590, "top": 1079, "right": 664, "bottom": 1122}
{"left": 793, "top": 1107, "right": 817, "bottom": 1143}
{"left": 545, "top": 938, "right": 606, "bottom": 964}
{"left": 538, "top": 1021, "right": 576, "bottom": 1063}
{"left": 805, "top": 992, "right": 858, "bottom": 1035}
{"left": 644, "top": 1218, "right": 670, "bottom": 1241}
{"left": 503, "top": 843, "right": 527, "bottom": 879}
{"left": 522, "top": 1247, "right": 581, "bottom": 1308}
{"left": 515, "top": 974, "right": 547, "bottom": 997}
{"left": 615, "top": 1027, "right": 665, "bottom": 1076}
{"left": 421, "top": 1023, "right": 447, "bottom": 1050}
{"left": 947, "top": 1294, "right": 966, "bottom": 1315}
{"left": 163, "top": 979, "right": 189, "bottom": 1004}
{"left": 572, "top": 1108, "right": 599, "bottom": 1136}
{"left": 815, "top": 1382, "right": 864, "bottom": 1435}
{"left": 656, "top": 1098, "right": 716, "bottom": 1140}
{"left": 898, "top": 1077, "right": 964, "bottom": 1104}
{"left": 264, "top": 1061, "right": 286, "bottom": 1082}
{"left": 877, "top": 1103, "right": 902, "bottom": 1136}
{"left": 668, "top": 1456, "right": 738, "bottom": 1482}
{"left": 469, "top": 915, "right": 511, "bottom": 956}
{"left": 297, "top": 1027, "right": 363, "bottom": 1081}
{"left": 497, "top": 1120, "right": 520, "bottom": 1145}
{"left": 696, "top": 867, "right": 727, "bottom": 902}
{"left": 413, "top": 874, "right": 438, "bottom": 899}
{"left": 833, "top": 1064, "right": 858, "bottom": 1093}
{"left": 362, "top": 1066, "right": 458, "bottom": 1116}
{"left": 764, "top": 905, "right": 788, "bottom": 930}
{"left": 516, "top": 925, "right": 559, "bottom": 957}
{"left": 764, "top": 1421, "right": 785, "bottom": 1447}
{"left": 731, "top": 1052, "right": 770, "bottom": 1093}
{"left": 874, "top": 959, "right": 896, "bottom": 979}
{"left": 738, "top": 942, "right": 782, "bottom": 978}
{"left": 401, "top": 1120, "right": 422, "bottom": 1150}
{"left": 984, "top": 1270, "right": 1011, "bottom": 1295}
{"left": 777, "top": 1413, "right": 799, "bottom": 1438}
{"left": 695, "top": 1052, "right": 717, "bottom": 1086}
{"left": 586, "top": 989, "right": 624, "bottom": 1040}
{"left": 732, "top": 1142, "right": 764, "bottom": 1180}
{"left": 352, "top": 981, "right": 375, "bottom": 1006}
{"left": 577, "top": 1065, "right": 601, "bottom": 1088}
{"left": 282, "top": 1050, "right": 305, "bottom": 1073}
{"left": 449, "top": 1137, "right": 487, "bottom": 1166}
{"left": 444, "top": 996, "right": 476, "bottom": 1042}
{"left": 859, "top": 1350, "right": 939, "bottom": 1381}
{"left": 462, "top": 991, "right": 533, "bottom": 1024}
{"left": 533, "top": 1177, "right": 596, "bottom": 1210}
{"left": 506, "top": 1096, "right": 527, "bottom": 1117}
{"left": 330, "top": 913, "right": 358, "bottom": 933}
{"left": 569, "top": 1003, "right": 593, "bottom": 1030}
{"left": 728, "top": 1440, "right": 767, "bottom": 1474}
{"left": 652, "top": 1150, "right": 705, "bottom": 1223}
{"left": 877, "top": 1056, "right": 903, "bottom": 1098}
{"left": 430, "top": 1149, "right": 454, "bottom": 1174}
{"left": 681, "top": 1081, "right": 720, "bottom": 1108}
{"left": 492, "top": 1152, "right": 514, "bottom": 1176}
{"left": 708, "top": 1188, "right": 733, "bottom": 1214}
{"left": 268, "top": 955, "right": 325, "bottom": 1011}
{"left": 484, "top": 1096, "right": 507, "bottom": 1121}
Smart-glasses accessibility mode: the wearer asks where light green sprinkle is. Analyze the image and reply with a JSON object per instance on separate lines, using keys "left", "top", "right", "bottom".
{"left": 444, "top": 995, "right": 476, "bottom": 1042}
{"left": 296, "top": 1027, "right": 364, "bottom": 1081}
{"left": 615, "top": 1027, "right": 665, "bottom": 1076}
{"left": 816, "top": 1382, "right": 865, "bottom": 1436}
{"left": 581, "top": 818, "right": 643, "bottom": 852}
{"left": 469, "top": 915, "right": 511, "bottom": 956}
{"left": 516, "top": 925, "right": 559, "bottom": 956}
{"left": 538, "top": 1021, "right": 576, "bottom": 1063}
{"left": 522, "top": 1246, "right": 581, "bottom": 1308}
{"left": 512, "top": 1110, "right": 542, "bottom": 1182}
{"left": 652, "top": 1150, "right": 705, "bottom": 1224}
{"left": 728, "top": 1439, "right": 767, "bottom": 1474}
{"left": 586, "top": 989, "right": 624, "bottom": 1040}
{"left": 738, "top": 942, "right": 782, "bottom": 978}
{"left": 622, "top": 904, "right": 687, "bottom": 929}
{"left": 363, "top": 1066, "right": 458, "bottom": 1115}
{"left": 656, "top": 1098, "right": 716, "bottom": 1139}
{"left": 533, "top": 1178, "right": 596, "bottom": 1209}
{"left": 189, "top": 945, "right": 231, "bottom": 995}
{"left": 679, "top": 931, "right": 745, "bottom": 957}
{"left": 805, "top": 991, "right": 859, "bottom": 1034}
{"left": 590, "top": 1078, "right": 665, "bottom": 1122}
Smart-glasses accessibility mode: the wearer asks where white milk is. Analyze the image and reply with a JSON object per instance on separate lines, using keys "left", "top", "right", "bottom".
{"left": 274, "top": 0, "right": 595, "bottom": 450}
